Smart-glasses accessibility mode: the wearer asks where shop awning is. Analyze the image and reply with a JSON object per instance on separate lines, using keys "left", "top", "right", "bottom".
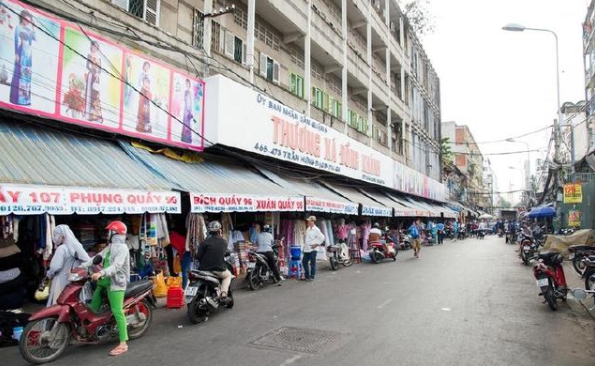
{"left": 120, "top": 145, "right": 304, "bottom": 213}
{"left": 527, "top": 206, "right": 556, "bottom": 218}
{"left": 407, "top": 198, "right": 442, "bottom": 217}
{"left": 321, "top": 182, "right": 392, "bottom": 217}
{"left": 0, "top": 120, "right": 181, "bottom": 215}
{"left": 256, "top": 168, "right": 359, "bottom": 215}
{"left": 385, "top": 194, "right": 429, "bottom": 217}
{"left": 359, "top": 189, "right": 413, "bottom": 217}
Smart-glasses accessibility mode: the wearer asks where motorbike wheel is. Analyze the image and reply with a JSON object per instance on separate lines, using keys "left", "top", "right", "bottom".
{"left": 187, "top": 297, "right": 208, "bottom": 324}
{"left": 370, "top": 250, "right": 380, "bottom": 264}
{"left": 584, "top": 270, "right": 595, "bottom": 291}
{"left": 19, "top": 317, "right": 69, "bottom": 365}
{"left": 544, "top": 281, "right": 557, "bottom": 311}
{"left": 247, "top": 267, "right": 262, "bottom": 291}
{"left": 521, "top": 252, "right": 529, "bottom": 265}
{"left": 329, "top": 256, "right": 338, "bottom": 271}
{"left": 223, "top": 293, "right": 234, "bottom": 309}
{"left": 127, "top": 299, "right": 153, "bottom": 340}
{"left": 343, "top": 257, "right": 354, "bottom": 267}
{"left": 573, "top": 257, "right": 586, "bottom": 275}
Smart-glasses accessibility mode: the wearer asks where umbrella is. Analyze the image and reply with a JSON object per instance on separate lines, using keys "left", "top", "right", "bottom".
{"left": 479, "top": 213, "right": 493, "bottom": 220}
{"left": 527, "top": 206, "right": 555, "bottom": 218}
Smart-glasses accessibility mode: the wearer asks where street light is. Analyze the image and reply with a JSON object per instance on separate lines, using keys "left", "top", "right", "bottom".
{"left": 502, "top": 23, "right": 563, "bottom": 167}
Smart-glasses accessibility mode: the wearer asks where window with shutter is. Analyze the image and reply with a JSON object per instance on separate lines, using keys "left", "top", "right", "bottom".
{"left": 242, "top": 42, "right": 247, "bottom": 66}
{"left": 290, "top": 74, "right": 297, "bottom": 94}
{"left": 233, "top": 36, "right": 243, "bottom": 63}
{"left": 224, "top": 31, "right": 235, "bottom": 59}
{"left": 192, "top": 10, "right": 204, "bottom": 48}
{"left": 296, "top": 75, "right": 304, "bottom": 99}
{"left": 260, "top": 53, "right": 268, "bottom": 77}
{"left": 273, "top": 61, "right": 280, "bottom": 84}
{"left": 323, "top": 93, "right": 329, "bottom": 112}
{"left": 144, "top": 0, "right": 159, "bottom": 26}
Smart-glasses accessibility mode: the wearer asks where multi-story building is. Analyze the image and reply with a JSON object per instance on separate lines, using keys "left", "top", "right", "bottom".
{"left": 22, "top": 0, "right": 440, "bottom": 180}
{"left": 582, "top": 3, "right": 595, "bottom": 165}
{"left": 442, "top": 121, "right": 487, "bottom": 209}
{"left": 482, "top": 158, "right": 494, "bottom": 213}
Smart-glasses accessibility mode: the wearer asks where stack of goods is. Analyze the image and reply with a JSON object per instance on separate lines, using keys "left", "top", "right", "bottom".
{"left": 233, "top": 241, "right": 251, "bottom": 274}
{"left": 0, "top": 235, "right": 25, "bottom": 310}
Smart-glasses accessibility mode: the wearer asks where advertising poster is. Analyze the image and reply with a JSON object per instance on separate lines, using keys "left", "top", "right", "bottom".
{"left": 59, "top": 27, "right": 123, "bottom": 129}
{"left": 0, "top": 0, "right": 205, "bottom": 151}
{"left": 122, "top": 53, "right": 171, "bottom": 140}
{"left": 170, "top": 71, "right": 205, "bottom": 148}
{"left": 0, "top": 0, "right": 60, "bottom": 114}
{"left": 563, "top": 183, "right": 582, "bottom": 204}
{"left": 568, "top": 210, "right": 581, "bottom": 227}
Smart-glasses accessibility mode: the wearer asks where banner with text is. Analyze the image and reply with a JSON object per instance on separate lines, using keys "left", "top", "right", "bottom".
{"left": 0, "top": 0, "right": 205, "bottom": 151}
{"left": 361, "top": 205, "right": 393, "bottom": 217}
{"left": 0, "top": 184, "right": 181, "bottom": 215}
{"left": 191, "top": 193, "right": 304, "bottom": 213}
{"left": 305, "top": 197, "right": 359, "bottom": 215}
{"left": 563, "top": 183, "right": 583, "bottom": 204}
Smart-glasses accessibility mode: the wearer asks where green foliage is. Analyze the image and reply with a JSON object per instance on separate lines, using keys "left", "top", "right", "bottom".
{"left": 440, "top": 137, "right": 453, "bottom": 165}
{"left": 403, "top": 0, "right": 435, "bottom": 37}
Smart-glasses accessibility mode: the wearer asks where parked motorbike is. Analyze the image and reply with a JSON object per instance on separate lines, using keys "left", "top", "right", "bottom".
{"left": 478, "top": 230, "right": 486, "bottom": 239}
{"left": 567, "top": 245, "right": 595, "bottom": 275}
{"left": 533, "top": 252, "right": 568, "bottom": 311}
{"left": 580, "top": 256, "right": 595, "bottom": 291}
{"left": 458, "top": 227, "right": 467, "bottom": 240}
{"left": 327, "top": 239, "right": 354, "bottom": 270}
{"left": 368, "top": 239, "right": 398, "bottom": 263}
{"left": 246, "top": 243, "right": 281, "bottom": 290}
{"left": 20, "top": 266, "right": 154, "bottom": 364}
{"left": 399, "top": 230, "right": 412, "bottom": 249}
{"left": 520, "top": 236, "right": 541, "bottom": 265}
{"left": 558, "top": 227, "right": 576, "bottom": 236}
{"left": 186, "top": 254, "right": 235, "bottom": 324}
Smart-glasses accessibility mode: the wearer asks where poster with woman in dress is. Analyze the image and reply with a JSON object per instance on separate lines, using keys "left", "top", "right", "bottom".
{"left": 59, "top": 27, "right": 122, "bottom": 129}
{"left": 170, "top": 72, "right": 204, "bottom": 147}
{"left": 122, "top": 54, "right": 170, "bottom": 139}
{"left": 0, "top": 0, "right": 59, "bottom": 113}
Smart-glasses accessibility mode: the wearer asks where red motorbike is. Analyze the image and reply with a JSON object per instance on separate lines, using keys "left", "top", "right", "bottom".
{"left": 533, "top": 252, "right": 567, "bottom": 311}
{"left": 19, "top": 267, "right": 155, "bottom": 364}
{"left": 368, "top": 236, "right": 398, "bottom": 264}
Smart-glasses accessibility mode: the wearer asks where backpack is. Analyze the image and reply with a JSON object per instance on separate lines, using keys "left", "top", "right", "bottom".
{"left": 409, "top": 225, "right": 419, "bottom": 239}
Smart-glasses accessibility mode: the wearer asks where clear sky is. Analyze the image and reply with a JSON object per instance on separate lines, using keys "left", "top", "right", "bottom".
{"left": 421, "top": 0, "right": 588, "bottom": 204}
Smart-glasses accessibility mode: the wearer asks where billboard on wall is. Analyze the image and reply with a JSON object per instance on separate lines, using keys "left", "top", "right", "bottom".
{"left": 0, "top": 0, "right": 205, "bottom": 150}
{"left": 204, "top": 75, "right": 447, "bottom": 201}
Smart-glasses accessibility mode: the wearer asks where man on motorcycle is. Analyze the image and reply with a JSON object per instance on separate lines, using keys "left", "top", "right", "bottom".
{"left": 87, "top": 221, "right": 130, "bottom": 356}
{"left": 196, "top": 221, "right": 234, "bottom": 303}
{"left": 255, "top": 225, "right": 283, "bottom": 285}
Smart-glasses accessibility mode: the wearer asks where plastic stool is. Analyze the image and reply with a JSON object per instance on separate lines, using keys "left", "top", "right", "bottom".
{"left": 287, "top": 259, "right": 303, "bottom": 279}
{"left": 167, "top": 286, "right": 185, "bottom": 309}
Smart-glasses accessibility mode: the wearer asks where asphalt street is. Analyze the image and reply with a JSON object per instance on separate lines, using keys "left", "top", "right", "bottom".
{"left": 4, "top": 234, "right": 595, "bottom": 366}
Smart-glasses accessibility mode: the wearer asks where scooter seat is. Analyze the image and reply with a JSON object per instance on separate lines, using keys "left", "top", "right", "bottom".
{"left": 124, "top": 280, "right": 153, "bottom": 298}
{"left": 538, "top": 252, "right": 562, "bottom": 265}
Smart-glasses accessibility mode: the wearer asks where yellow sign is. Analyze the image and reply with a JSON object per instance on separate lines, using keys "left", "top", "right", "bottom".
{"left": 563, "top": 183, "right": 583, "bottom": 204}
{"left": 568, "top": 210, "right": 582, "bottom": 227}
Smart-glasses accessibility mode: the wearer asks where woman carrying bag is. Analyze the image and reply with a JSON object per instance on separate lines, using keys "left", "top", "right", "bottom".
{"left": 46, "top": 225, "right": 91, "bottom": 306}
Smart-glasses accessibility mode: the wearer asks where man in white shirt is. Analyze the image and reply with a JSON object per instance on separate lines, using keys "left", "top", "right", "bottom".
{"left": 302, "top": 216, "right": 325, "bottom": 282}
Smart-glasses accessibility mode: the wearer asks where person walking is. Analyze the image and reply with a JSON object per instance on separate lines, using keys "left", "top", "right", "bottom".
{"left": 409, "top": 219, "right": 421, "bottom": 258}
{"left": 302, "top": 216, "right": 325, "bottom": 281}
{"left": 436, "top": 221, "right": 445, "bottom": 244}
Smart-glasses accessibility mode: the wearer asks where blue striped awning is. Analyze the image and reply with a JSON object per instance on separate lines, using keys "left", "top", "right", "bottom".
{"left": 0, "top": 120, "right": 171, "bottom": 190}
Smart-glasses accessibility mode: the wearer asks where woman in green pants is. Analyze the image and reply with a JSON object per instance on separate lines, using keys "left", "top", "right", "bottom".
{"left": 86, "top": 221, "right": 131, "bottom": 356}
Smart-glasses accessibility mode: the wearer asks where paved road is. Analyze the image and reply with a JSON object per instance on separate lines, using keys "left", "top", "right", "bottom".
{"left": 4, "top": 235, "right": 595, "bottom": 366}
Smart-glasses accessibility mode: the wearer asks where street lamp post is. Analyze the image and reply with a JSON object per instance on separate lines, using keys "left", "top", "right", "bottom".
{"left": 502, "top": 24, "right": 563, "bottom": 167}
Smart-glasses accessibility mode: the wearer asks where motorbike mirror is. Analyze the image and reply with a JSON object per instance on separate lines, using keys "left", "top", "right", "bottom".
{"left": 571, "top": 288, "right": 588, "bottom": 301}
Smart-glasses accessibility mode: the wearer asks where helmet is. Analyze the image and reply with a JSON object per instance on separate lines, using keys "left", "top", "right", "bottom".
{"left": 373, "top": 223, "right": 380, "bottom": 229}
{"left": 263, "top": 225, "right": 271, "bottom": 232}
{"left": 105, "top": 221, "right": 127, "bottom": 235}
{"left": 208, "top": 220, "right": 222, "bottom": 233}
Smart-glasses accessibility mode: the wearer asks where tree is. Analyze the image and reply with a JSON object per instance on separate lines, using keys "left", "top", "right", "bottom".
{"left": 440, "top": 137, "right": 454, "bottom": 165}
{"left": 402, "top": 0, "right": 435, "bottom": 37}
{"left": 498, "top": 196, "right": 512, "bottom": 209}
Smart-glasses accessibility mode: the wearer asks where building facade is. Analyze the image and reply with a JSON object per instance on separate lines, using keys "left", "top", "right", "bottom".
{"left": 442, "top": 121, "right": 488, "bottom": 210}
{"left": 19, "top": 0, "right": 440, "bottom": 182}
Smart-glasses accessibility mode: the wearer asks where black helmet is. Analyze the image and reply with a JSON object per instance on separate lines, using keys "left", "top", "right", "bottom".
{"left": 263, "top": 224, "right": 271, "bottom": 232}
{"left": 373, "top": 222, "right": 380, "bottom": 229}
